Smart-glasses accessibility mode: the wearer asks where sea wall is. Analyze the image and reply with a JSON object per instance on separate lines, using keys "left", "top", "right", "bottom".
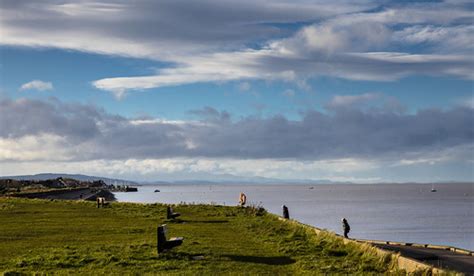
{"left": 10, "top": 188, "right": 116, "bottom": 202}
{"left": 273, "top": 215, "right": 450, "bottom": 275}
{"left": 355, "top": 239, "right": 474, "bottom": 256}
{"left": 11, "top": 188, "right": 90, "bottom": 199}
{"left": 83, "top": 189, "right": 116, "bottom": 201}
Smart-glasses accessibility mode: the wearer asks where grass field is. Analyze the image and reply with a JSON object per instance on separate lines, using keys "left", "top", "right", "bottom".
{"left": 0, "top": 198, "right": 399, "bottom": 274}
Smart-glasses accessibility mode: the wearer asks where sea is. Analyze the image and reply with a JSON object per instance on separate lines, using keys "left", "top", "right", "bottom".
{"left": 114, "top": 182, "right": 474, "bottom": 250}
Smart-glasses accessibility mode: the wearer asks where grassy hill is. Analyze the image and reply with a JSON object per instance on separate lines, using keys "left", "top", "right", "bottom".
{"left": 0, "top": 198, "right": 399, "bottom": 274}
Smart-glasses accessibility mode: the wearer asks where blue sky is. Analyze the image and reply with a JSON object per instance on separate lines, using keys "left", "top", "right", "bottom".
{"left": 0, "top": 0, "right": 473, "bottom": 182}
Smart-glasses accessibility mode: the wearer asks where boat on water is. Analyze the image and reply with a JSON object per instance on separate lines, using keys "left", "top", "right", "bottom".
{"left": 431, "top": 185, "right": 437, "bottom": 192}
{"left": 154, "top": 189, "right": 160, "bottom": 193}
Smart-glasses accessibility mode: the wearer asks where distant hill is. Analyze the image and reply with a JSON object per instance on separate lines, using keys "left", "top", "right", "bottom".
{"left": 141, "top": 173, "right": 352, "bottom": 185}
{"left": 1, "top": 172, "right": 351, "bottom": 185}
{"left": 0, "top": 173, "right": 138, "bottom": 186}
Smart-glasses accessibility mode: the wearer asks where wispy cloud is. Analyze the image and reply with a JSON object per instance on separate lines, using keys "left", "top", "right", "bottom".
{"left": 238, "top": 82, "right": 251, "bottom": 92}
{"left": 0, "top": 0, "right": 368, "bottom": 59}
{"left": 19, "top": 80, "right": 53, "bottom": 92}
{"left": 2, "top": 1, "right": 473, "bottom": 98}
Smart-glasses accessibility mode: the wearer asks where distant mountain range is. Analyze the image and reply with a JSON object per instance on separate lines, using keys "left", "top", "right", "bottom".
{"left": 0, "top": 173, "right": 350, "bottom": 185}
{"left": 138, "top": 173, "right": 352, "bottom": 185}
{"left": 0, "top": 173, "right": 469, "bottom": 185}
{"left": 0, "top": 173, "right": 139, "bottom": 186}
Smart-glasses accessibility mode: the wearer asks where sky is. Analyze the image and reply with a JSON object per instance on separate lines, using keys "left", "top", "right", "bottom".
{"left": 0, "top": 0, "right": 473, "bottom": 183}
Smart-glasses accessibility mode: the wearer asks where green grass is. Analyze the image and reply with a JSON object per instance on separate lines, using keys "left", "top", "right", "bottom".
{"left": 0, "top": 198, "right": 399, "bottom": 274}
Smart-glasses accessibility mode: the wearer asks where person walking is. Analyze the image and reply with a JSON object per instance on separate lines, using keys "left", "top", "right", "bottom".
{"left": 282, "top": 205, "right": 290, "bottom": 219}
{"left": 342, "top": 218, "right": 350, "bottom": 238}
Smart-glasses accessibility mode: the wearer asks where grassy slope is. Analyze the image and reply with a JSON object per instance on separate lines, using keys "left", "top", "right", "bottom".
{"left": 0, "top": 198, "right": 397, "bottom": 275}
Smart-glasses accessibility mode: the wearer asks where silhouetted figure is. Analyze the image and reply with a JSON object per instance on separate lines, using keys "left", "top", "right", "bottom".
{"left": 96, "top": 197, "right": 108, "bottom": 208}
{"left": 157, "top": 224, "right": 183, "bottom": 253}
{"left": 282, "top": 205, "right": 290, "bottom": 219}
{"left": 166, "top": 206, "right": 181, "bottom": 220}
{"left": 239, "top": 192, "right": 247, "bottom": 207}
{"left": 342, "top": 218, "right": 350, "bottom": 238}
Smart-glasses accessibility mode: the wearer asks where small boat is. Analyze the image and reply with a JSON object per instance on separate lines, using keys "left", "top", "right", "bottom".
{"left": 431, "top": 185, "right": 437, "bottom": 192}
{"left": 309, "top": 187, "right": 314, "bottom": 190}
{"left": 154, "top": 189, "right": 160, "bottom": 193}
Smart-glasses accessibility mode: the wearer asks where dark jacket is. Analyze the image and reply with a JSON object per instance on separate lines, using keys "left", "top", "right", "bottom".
{"left": 342, "top": 219, "right": 350, "bottom": 232}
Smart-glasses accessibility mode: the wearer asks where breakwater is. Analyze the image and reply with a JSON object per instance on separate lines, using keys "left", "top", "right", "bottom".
{"left": 11, "top": 187, "right": 90, "bottom": 199}
{"left": 11, "top": 187, "right": 116, "bottom": 201}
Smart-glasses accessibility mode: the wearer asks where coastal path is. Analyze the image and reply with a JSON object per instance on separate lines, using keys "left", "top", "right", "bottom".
{"left": 371, "top": 242, "right": 474, "bottom": 275}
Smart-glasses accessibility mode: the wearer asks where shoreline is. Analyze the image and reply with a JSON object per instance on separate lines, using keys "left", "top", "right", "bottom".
{"left": 113, "top": 183, "right": 474, "bottom": 251}
{"left": 4, "top": 186, "right": 473, "bottom": 273}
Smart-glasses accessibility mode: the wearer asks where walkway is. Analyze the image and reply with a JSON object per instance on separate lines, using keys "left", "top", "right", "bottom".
{"left": 372, "top": 243, "right": 474, "bottom": 275}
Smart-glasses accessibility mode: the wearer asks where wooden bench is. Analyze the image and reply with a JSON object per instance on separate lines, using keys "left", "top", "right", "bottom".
{"left": 157, "top": 224, "right": 183, "bottom": 253}
{"left": 166, "top": 206, "right": 181, "bottom": 220}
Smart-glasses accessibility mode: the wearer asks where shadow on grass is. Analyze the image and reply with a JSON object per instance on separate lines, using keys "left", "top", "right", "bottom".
{"left": 166, "top": 219, "right": 229, "bottom": 224}
{"left": 185, "top": 220, "right": 229, "bottom": 224}
{"left": 157, "top": 252, "right": 206, "bottom": 261}
{"left": 165, "top": 218, "right": 185, "bottom": 224}
{"left": 223, "top": 255, "right": 295, "bottom": 265}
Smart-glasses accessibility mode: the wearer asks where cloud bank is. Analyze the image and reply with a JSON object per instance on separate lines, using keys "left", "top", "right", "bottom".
{"left": 1, "top": 97, "right": 472, "bottom": 181}
{"left": 1, "top": 98, "right": 472, "bottom": 162}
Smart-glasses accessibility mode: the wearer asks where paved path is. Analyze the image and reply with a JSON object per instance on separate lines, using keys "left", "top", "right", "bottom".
{"left": 373, "top": 244, "right": 474, "bottom": 275}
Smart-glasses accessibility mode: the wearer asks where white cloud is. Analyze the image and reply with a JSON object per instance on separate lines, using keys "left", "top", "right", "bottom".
{"left": 328, "top": 93, "right": 380, "bottom": 108}
{"left": 19, "top": 80, "right": 53, "bottom": 91}
{"left": 92, "top": 48, "right": 473, "bottom": 96}
{"left": 0, "top": 134, "right": 72, "bottom": 161}
{"left": 238, "top": 82, "right": 251, "bottom": 92}
{"left": 277, "top": 21, "right": 390, "bottom": 54}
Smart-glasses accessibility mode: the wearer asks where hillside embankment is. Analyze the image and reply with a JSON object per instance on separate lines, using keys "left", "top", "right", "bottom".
{"left": 0, "top": 198, "right": 405, "bottom": 275}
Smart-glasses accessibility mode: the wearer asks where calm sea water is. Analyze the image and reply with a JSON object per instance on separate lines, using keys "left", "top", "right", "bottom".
{"left": 115, "top": 183, "right": 474, "bottom": 250}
